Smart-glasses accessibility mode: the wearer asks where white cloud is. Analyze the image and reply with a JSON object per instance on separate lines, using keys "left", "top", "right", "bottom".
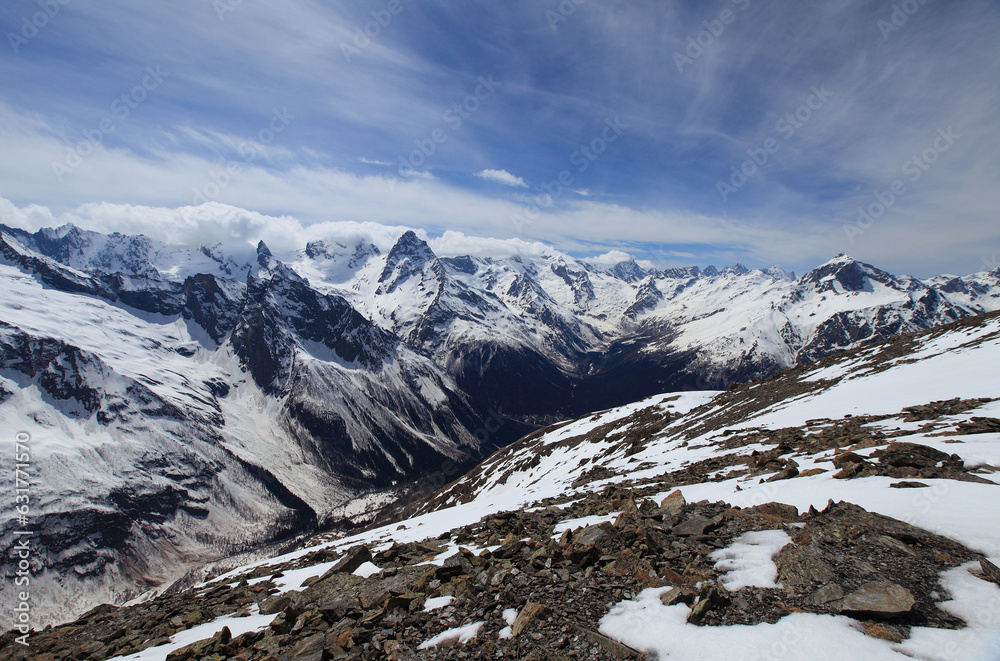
{"left": 428, "top": 231, "right": 553, "bottom": 259}
{"left": 0, "top": 101, "right": 994, "bottom": 277}
{"left": 583, "top": 250, "right": 634, "bottom": 265}
{"left": 358, "top": 157, "right": 392, "bottom": 166}
{"left": 474, "top": 169, "right": 527, "bottom": 188}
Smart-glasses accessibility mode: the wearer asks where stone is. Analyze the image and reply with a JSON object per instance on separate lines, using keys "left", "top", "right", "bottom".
{"left": 832, "top": 451, "right": 867, "bottom": 468}
{"left": 673, "top": 515, "right": 713, "bottom": 536}
{"left": 889, "top": 481, "right": 929, "bottom": 488}
{"left": 874, "top": 442, "right": 962, "bottom": 470}
{"left": 836, "top": 581, "right": 914, "bottom": 617}
{"left": 574, "top": 524, "right": 609, "bottom": 547}
{"left": 603, "top": 550, "right": 657, "bottom": 586}
{"left": 687, "top": 583, "right": 730, "bottom": 624}
{"left": 262, "top": 596, "right": 293, "bottom": 616}
{"left": 660, "top": 586, "right": 696, "bottom": 606}
{"left": 776, "top": 545, "right": 835, "bottom": 587}
{"left": 571, "top": 624, "right": 644, "bottom": 659}
{"left": 861, "top": 622, "right": 904, "bottom": 643}
{"left": 511, "top": 602, "right": 552, "bottom": 636}
{"left": 980, "top": 557, "right": 1000, "bottom": 586}
{"left": 568, "top": 544, "right": 600, "bottom": 568}
{"left": 287, "top": 632, "right": 326, "bottom": 661}
{"left": 766, "top": 460, "right": 799, "bottom": 482}
{"left": 493, "top": 539, "right": 525, "bottom": 559}
{"left": 329, "top": 545, "right": 373, "bottom": 575}
{"left": 660, "top": 489, "right": 686, "bottom": 516}
{"left": 808, "top": 583, "right": 844, "bottom": 605}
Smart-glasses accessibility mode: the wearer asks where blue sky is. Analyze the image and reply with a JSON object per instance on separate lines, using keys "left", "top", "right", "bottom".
{"left": 1, "top": 0, "right": 999, "bottom": 276}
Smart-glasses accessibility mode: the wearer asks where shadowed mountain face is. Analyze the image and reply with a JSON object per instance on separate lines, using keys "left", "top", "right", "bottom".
{"left": 1, "top": 222, "right": 999, "bottom": 625}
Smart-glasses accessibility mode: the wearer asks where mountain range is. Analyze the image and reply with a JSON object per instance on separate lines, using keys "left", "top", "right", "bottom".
{"left": 5, "top": 304, "right": 998, "bottom": 660}
{"left": 1, "top": 220, "right": 999, "bottom": 626}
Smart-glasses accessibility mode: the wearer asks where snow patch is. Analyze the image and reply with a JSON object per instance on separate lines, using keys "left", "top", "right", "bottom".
{"left": 710, "top": 530, "right": 791, "bottom": 591}
{"left": 418, "top": 621, "right": 485, "bottom": 649}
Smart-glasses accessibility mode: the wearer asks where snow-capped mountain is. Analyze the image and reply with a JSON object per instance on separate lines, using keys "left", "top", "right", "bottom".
{"left": 10, "top": 308, "right": 997, "bottom": 660}
{"left": 288, "top": 230, "right": 1000, "bottom": 423}
{"left": 1, "top": 219, "right": 999, "bottom": 627}
{"left": 0, "top": 226, "right": 506, "bottom": 626}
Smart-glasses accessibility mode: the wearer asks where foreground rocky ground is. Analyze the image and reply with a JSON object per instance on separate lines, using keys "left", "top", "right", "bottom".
{"left": 4, "top": 485, "right": 999, "bottom": 660}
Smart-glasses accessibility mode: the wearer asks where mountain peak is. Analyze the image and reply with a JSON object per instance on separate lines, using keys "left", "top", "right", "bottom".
{"left": 609, "top": 258, "right": 647, "bottom": 283}
{"left": 256, "top": 240, "right": 274, "bottom": 269}
{"left": 377, "top": 230, "right": 440, "bottom": 293}
{"left": 802, "top": 255, "right": 901, "bottom": 293}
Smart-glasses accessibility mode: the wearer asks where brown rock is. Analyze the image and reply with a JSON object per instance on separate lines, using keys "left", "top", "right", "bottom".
{"left": 673, "top": 515, "right": 713, "bottom": 536}
{"left": 687, "top": 583, "right": 730, "bottom": 624}
{"left": 660, "top": 489, "right": 686, "bottom": 516}
{"left": 980, "top": 557, "right": 1000, "bottom": 586}
{"left": 766, "top": 460, "right": 799, "bottom": 482}
{"left": 874, "top": 441, "right": 962, "bottom": 469}
{"left": 861, "top": 622, "right": 904, "bottom": 643}
{"left": 836, "top": 581, "right": 914, "bottom": 617}
{"left": 287, "top": 632, "right": 325, "bottom": 661}
{"left": 571, "top": 624, "right": 644, "bottom": 659}
{"left": 808, "top": 583, "right": 844, "bottom": 605}
{"left": 831, "top": 452, "right": 867, "bottom": 468}
{"left": 511, "top": 602, "right": 552, "bottom": 636}
{"left": 660, "top": 586, "right": 696, "bottom": 606}
{"left": 329, "top": 545, "right": 372, "bottom": 575}
{"left": 604, "top": 550, "right": 657, "bottom": 586}
{"left": 575, "top": 524, "right": 610, "bottom": 547}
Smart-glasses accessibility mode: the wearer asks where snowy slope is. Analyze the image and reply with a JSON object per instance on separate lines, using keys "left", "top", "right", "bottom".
{"left": 156, "top": 309, "right": 1000, "bottom": 661}
{"left": 0, "top": 233, "right": 500, "bottom": 627}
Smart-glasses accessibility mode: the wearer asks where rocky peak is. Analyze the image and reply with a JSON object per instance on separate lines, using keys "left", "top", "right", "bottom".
{"left": 383, "top": 230, "right": 435, "bottom": 266}
{"left": 801, "top": 255, "right": 899, "bottom": 294}
{"left": 609, "top": 259, "right": 647, "bottom": 283}
{"left": 377, "top": 230, "right": 442, "bottom": 295}
{"left": 304, "top": 239, "right": 345, "bottom": 260}
{"left": 720, "top": 263, "right": 749, "bottom": 277}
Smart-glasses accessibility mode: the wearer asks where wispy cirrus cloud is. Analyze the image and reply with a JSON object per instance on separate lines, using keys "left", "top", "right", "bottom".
{"left": 0, "top": 0, "right": 998, "bottom": 276}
